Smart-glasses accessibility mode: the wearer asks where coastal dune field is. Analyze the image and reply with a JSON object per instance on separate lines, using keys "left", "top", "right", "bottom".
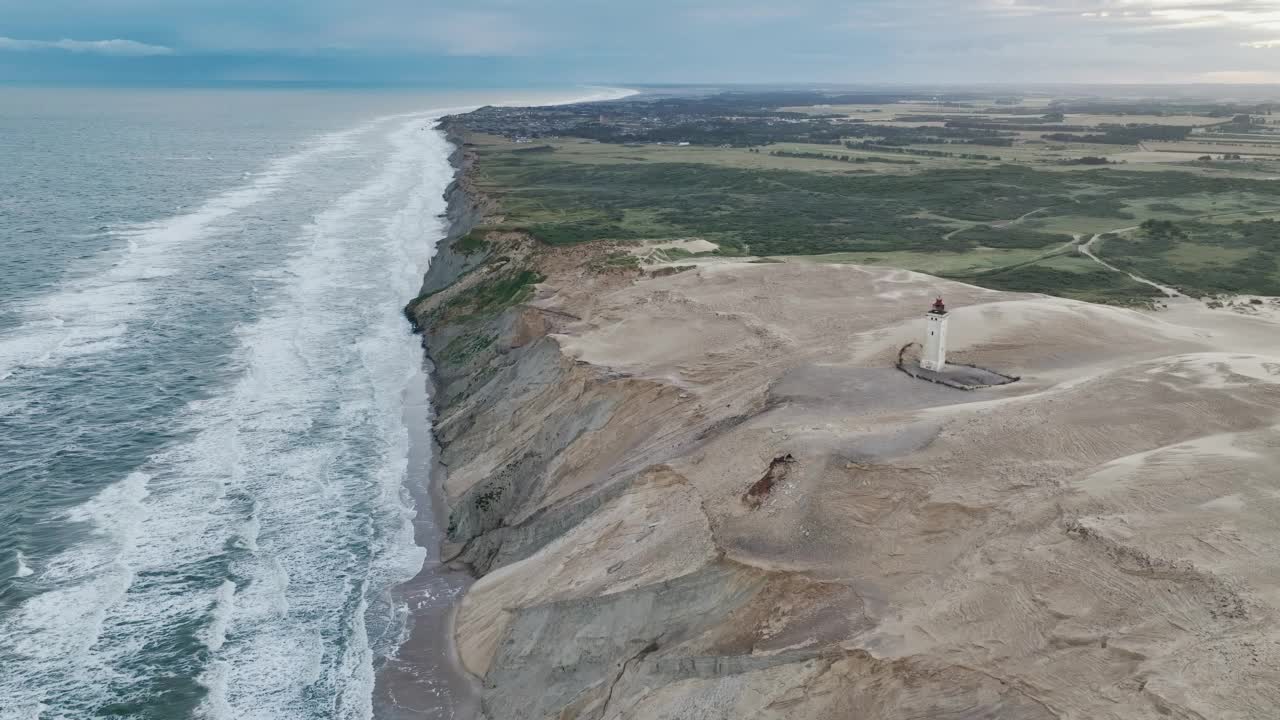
{"left": 416, "top": 243, "right": 1280, "bottom": 719}
{"left": 407, "top": 91, "right": 1280, "bottom": 719}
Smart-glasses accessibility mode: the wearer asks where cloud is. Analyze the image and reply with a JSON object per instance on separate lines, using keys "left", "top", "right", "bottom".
{"left": 0, "top": 37, "right": 173, "bottom": 56}
{"left": 809, "top": 0, "right": 1280, "bottom": 82}
{"left": 986, "top": 0, "right": 1280, "bottom": 32}
{"left": 1196, "top": 69, "right": 1280, "bottom": 82}
{"left": 3, "top": 0, "right": 1280, "bottom": 84}
{"left": 419, "top": 11, "right": 546, "bottom": 56}
{"left": 685, "top": 4, "right": 806, "bottom": 23}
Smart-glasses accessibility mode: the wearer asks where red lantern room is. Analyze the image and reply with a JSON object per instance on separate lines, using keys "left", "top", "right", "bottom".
{"left": 930, "top": 297, "right": 947, "bottom": 315}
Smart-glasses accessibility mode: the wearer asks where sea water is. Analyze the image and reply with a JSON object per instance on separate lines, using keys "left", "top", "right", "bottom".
{"left": 0, "top": 87, "right": 624, "bottom": 719}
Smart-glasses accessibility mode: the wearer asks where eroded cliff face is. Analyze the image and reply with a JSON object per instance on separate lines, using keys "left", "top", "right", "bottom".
{"left": 410, "top": 144, "right": 1280, "bottom": 720}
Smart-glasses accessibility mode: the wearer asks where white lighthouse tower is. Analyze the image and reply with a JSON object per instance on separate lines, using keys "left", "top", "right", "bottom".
{"left": 920, "top": 297, "right": 949, "bottom": 371}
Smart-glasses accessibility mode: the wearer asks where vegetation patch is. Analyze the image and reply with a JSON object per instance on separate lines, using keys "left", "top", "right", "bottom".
{"left": 655, "top": 246, "right": 695, "bottom": 260}
{"left": 1098, "top": 219, "right": 1280, "bottom": 296}
{"left": 452, "top": 229, "right": 491, "bottom": 256}
{"left": 588, "top": 252, "right": 642, "bottom": 271}
{"left": 845, "top": 141, "right": 1001, "bottom": 161}
{"left": 770, "top": 149, "right": 918, "bottom": 165}
{"left": 970, "top": 254, "right": 1159, "bottom": 304}
{"left": 1145, "top": 202, "right": 1198, "bottom": 215}
{"left": 525, "top": 217, "right": 643, "bottom": 245}
{"left": 649, "top": 265, "right": 696, "bottom": 277}
{"left": 477, "top": 144, "right": 1280, "bottom": 259}
{"left": 439, "top": 333, "right": 498, "bottom": 366}
{"left": 1040, "top": 128, "right": 1185, "bottom": 145}
{"left": 447, "top": 94, "right": 1280, "bottom": 302}
{"left": 950, "top": 225, "right": 1073, "bottom": 249}
{"left": 788, "top": 247, "right": 1053, "bottom": 276}
{"left": 473, "top": 484, "right": 505, "bottom": 512}
{"left": 443, "top": 269, "right": 545, "bottom": 321}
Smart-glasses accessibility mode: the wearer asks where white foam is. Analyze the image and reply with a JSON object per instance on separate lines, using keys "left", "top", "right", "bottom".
{"left": 195, "top": 661, "right": 232, "bottom": 720}
{"left": 198, "top": 113, "right": 448, "bottom": 720}
{"left": 0, "top": 471, "right": 152, "bottom": 716}
{"left": 194, "top": 91, "right": 634, "bottom": 715}
{"left": 0, "top": 113, "right": 452, "bottom": 719}
{"left": 0, "top": 116, "right": 387, "bottom": 381}
{"left": 0, "top": 88, "right": 637, "bottom": 718}
{"left": 203, "top": 581, "right": 237, "bottom": 653}
{"left": 13, "top": 552, "right": 33, "bottom": 579}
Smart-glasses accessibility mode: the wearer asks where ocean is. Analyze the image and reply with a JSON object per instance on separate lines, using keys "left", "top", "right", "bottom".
{"left": 0, "top": 86, "right": 624, "bottom": 719}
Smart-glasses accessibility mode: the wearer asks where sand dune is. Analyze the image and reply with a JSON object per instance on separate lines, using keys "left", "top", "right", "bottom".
{"left": 428, "top": 257, "right": 1280, "bottom": 719}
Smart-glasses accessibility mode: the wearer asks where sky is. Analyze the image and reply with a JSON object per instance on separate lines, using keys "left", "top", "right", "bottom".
{"left": 5, "top": 0, "right": 1280, "bottom": 86}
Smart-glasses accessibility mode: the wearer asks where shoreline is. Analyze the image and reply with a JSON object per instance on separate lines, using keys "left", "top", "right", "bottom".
{"left": 372, "top": 362, "right": 480, "bottom": 720}
{"left": 378, "top": 87, "right": 638, "bottom": 719}
{"left": 374, "top": 125, "right": 486, "bottom": 719}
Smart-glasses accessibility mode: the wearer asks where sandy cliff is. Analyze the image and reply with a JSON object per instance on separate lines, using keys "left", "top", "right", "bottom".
{"left": 408, "top": 144, "right": 1280, "bottom": 720}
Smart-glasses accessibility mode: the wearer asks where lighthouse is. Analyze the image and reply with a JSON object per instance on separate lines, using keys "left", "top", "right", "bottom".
{"left": 920, "top": 297, "right": 949, "bottom": 371}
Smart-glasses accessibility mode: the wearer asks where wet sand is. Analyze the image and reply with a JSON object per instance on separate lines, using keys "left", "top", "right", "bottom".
{"left": 373, "top": 363, "right": 479, "bottom": 720}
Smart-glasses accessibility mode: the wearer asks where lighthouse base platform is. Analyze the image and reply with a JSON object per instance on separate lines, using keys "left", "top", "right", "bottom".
{"left": 896, "top": 344, "right": 1020, "bottom": 391}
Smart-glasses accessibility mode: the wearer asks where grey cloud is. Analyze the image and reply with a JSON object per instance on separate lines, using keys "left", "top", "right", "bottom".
{"left": 4, "top": 0, "right": 1280, "bottom": 84}
{"left": 0, "top": 36, "right": 174, "bottom": 55}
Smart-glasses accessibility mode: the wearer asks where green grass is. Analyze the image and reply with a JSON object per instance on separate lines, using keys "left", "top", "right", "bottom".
{"left": 452, "top": 230, "right": 491, "bottom": 256}
{"left": 443, "top": 269, "right": 545, "bottom": 320}
{"left": 950, "top": 225, "right": 1074, "bottom": 249}
{"left": 588, "top": 252, "right": 642, "bottom": 271}
{"left": 526, "top": 218, "right": 643, "bottom": 245}
{"left": 970, "top": 253, "right": 1159, "bottom": 304}
{"left": 1097, "top": 219, "right": 1280, "bottom": 296}
{"left": 1163, "top": 242, "right": 1255, "bottom": 267}
{"left": 656, "top": 246, "right": 695, "bottom": 260}
{"left": 479, "top": 140, "right": 1280, "bottom": 255}
{"left": 1145, "top": 202, "right": 1199, "bottom": 215}
{"left": 466, "top": 134, "right": 1280, "bottom": 302}
{"left": 783, "top": 247, "right": 1055, "bottom": 276}
{"left": 619, "top": 208, "right": 681, "bottom": 237}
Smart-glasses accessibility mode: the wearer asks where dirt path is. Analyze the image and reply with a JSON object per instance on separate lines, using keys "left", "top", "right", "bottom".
{"left": 1078, "top": 227, "right": 1183, "bottom": 298}
{"left": 1075, "top": 204, "right": 1280, "bottom": 299}
{"left": 992, "top": 206, "right": 1049, "bottom": 229}
{"left": 942, "top": 206, "right": 1052, "bottom": 243}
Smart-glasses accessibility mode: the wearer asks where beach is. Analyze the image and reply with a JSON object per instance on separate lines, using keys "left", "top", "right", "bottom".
{"left": 375, "top": 87, "right": 637, "bottom": 720}
{"left": 373, "top": 364, "right": 480, "bottom": 720}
